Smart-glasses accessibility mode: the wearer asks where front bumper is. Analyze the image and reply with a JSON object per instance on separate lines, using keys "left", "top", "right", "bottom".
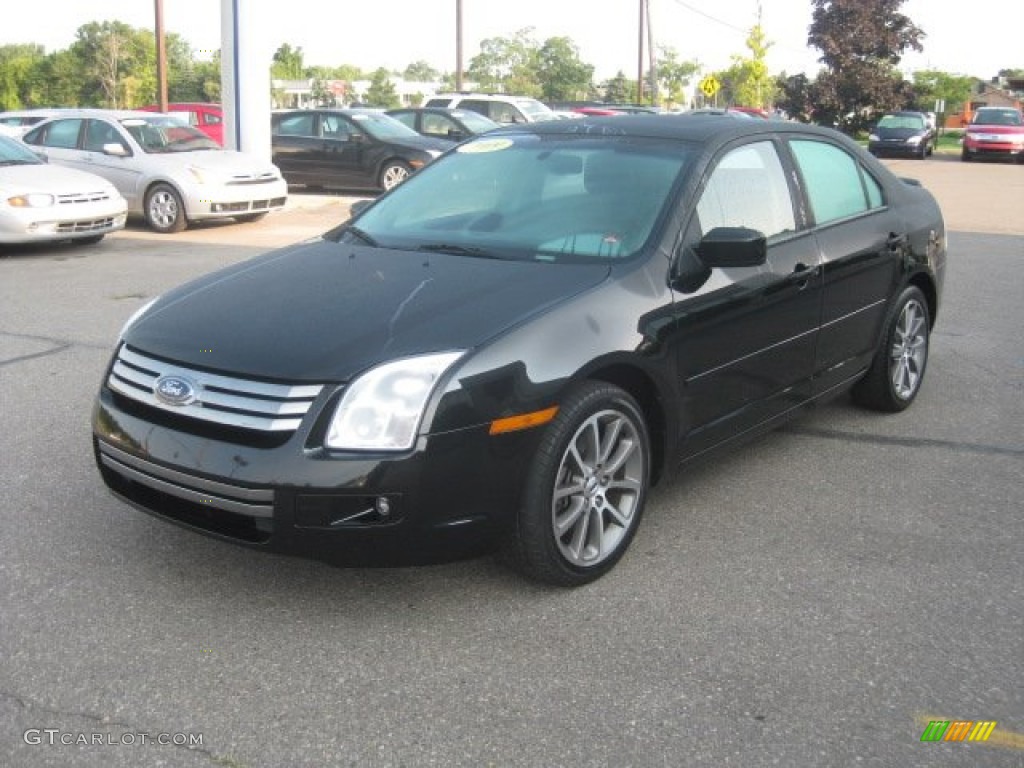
{"left": 963, "top": 139, "right": 1024, "bottom": 159}
{"left": 92, "top": 384, "right": 539, "bottom": 564}
{"left": 0, "top": 201, "right": 127, "bottom": 244}
{"left": 185, "top": 178, "right": 289, "bottom": 221}
{"left": 868, "top": 140, "right": 925, "bottom": 157}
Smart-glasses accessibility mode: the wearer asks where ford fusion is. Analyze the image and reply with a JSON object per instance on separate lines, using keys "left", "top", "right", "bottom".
{"left": 93, "top": 116, "right": 946, "bottom": 586}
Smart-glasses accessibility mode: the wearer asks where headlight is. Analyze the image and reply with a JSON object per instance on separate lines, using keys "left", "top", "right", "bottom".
{"left": 868, "top": 133, "right": 879, "bottom": 142}
{"left": 119, "top": 297, "right": 158, "bottom": 339}
{"left": 187, "top": 165, "right": 222, "bottom": 184}
{"left": 326, "top": 351, "right": 464, "bottom": 451}
{"left": 7, "top": 193, "right": 55, "bottom": 208}
{"left": 906, "top": 135, "right": 923, "bottom": 145}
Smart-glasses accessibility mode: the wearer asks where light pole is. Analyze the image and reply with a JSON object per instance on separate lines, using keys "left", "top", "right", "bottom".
{"left": 456, "top": 0, "right": 464, "bottom": 92}
{"left": 154, "top": 0, "right": 168, "bottom": 110}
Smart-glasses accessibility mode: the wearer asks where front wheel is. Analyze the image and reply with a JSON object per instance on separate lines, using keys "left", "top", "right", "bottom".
{"left": 852, "top": 285, "right": 931, "bottom": 412}
{"left": 509, "top": 382, "right": 650, "bottom": 587}
{"left": 379, "top": 161, "right": 412, "bottom": 191}
{"left": 144, "top": 183, "right": 187, "bottom": 233}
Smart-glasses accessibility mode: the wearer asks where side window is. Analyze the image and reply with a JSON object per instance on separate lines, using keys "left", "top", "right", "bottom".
{"left": 489, "top": 102, "right": 524, "bottom": 124}
{"left": 84, "top": 120, "right": 126, "bottom": 152}
{"left": 320, "top": 114, "right": 351, "bottom": 139}
{"left": 790, "top": 140, "right": 879, "bottom": 225}
{"left": 274, "top": 113, "right": 315, "bottom": 137}
{"left": 40, "top": 119, "right": 83, "bottom": 149}
{"left": 696, "top": 140, "right": 796, "bottom": 239}
{"left": 421, "top": 113, "right": 455, "bottom": 137}
{"left": 458, "top": 100, "right": 491, "bottom": 119}
{"left": 390, "top": 112, "right": 416, "bottom": 130}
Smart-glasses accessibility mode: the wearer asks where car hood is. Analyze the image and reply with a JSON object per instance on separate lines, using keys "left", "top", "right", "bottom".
{"left": 966, "top": 124, "right": 1024, "bottom": 135}
{"left": 124, "top": 239, "right": 610, "bottom": 382}
{"left": 383, "top": 134, "right": 454, "bottom": 153}
{"left": 137, "top": 148, "right": 280, "bottom": 177}
{"left": 874, "top": 126, "right": 927, "bottom": 139}
{"left": 0, "top": 163, "right": 119, "bottom": 195}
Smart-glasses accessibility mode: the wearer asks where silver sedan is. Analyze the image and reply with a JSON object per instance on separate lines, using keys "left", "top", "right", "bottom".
{"left": 20, "top": 109, "right": 287, "bottom": 233}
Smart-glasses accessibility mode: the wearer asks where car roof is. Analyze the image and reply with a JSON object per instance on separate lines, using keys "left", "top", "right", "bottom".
{"left": 490, "top": 112, "right": 852, "bottom": 146}
{"left": 31, "top": 108, "right": 173, "bottom": 121}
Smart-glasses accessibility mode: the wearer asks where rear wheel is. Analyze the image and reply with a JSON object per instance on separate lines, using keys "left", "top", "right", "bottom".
{"left": 509, "top": 382, "right": 650, "bottom": 587}
{"left": 144, "top": 183, "right": 187, "bottom": 233}
{"left": 852, "top": 286, "right": 930, "bottom": 412}
{"left": 379, "top": 161, "right": 412, "bottom": 191}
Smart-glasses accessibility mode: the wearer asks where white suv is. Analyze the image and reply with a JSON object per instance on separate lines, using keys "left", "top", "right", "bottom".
{"left": 423, "top": 93, "right": 557, "bottom": 124}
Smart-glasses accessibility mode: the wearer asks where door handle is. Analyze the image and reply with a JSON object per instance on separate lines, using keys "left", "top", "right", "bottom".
{"left": 887, "top": 232, "right": 908, "bottom": 252}
{"left": 787, "top": 262, "right": 817, "bottom": 289}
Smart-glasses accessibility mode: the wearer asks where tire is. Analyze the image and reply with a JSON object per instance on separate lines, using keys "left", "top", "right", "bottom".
{"left": 852, "top": 285, "right": 930, "bottom": 412}
{"left": 144, "top": 182, "right": 187, "bottom": 233}
{"left": 379, "top": 161, "right": 412, "bottom": 191}
{"left": 235, "top": 212, "right": 267, "bottom": 223}
{"left": 509, "top": 382, "right": 650, "bottom": 587}
{"left": 961, "top": 148, "right": 972, "bottom": 162}
{"left": 72, "top": 234, "right": 104, "bottom": 245}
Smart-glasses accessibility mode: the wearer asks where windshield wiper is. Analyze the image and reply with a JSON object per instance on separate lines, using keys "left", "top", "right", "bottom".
{"left": 344, "top": 226, "right": 379, "bottom": 247}
{"left": 416, "top": 243, "right": 499, "bottom": 258}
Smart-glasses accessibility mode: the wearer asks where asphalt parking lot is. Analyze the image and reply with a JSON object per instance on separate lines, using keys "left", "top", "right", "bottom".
{"left": 2, "top": 158, "right": 1022, "bottom": 768}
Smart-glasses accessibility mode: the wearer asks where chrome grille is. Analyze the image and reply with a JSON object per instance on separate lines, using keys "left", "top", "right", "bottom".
{"left": 56, "top": 190, "right": 114, "bottom": 205}
{"left": 107, "top": 345, "right": 324, "bottom": 432}
{"left": 227, "top": 173, "right": 280, "bottom": 186}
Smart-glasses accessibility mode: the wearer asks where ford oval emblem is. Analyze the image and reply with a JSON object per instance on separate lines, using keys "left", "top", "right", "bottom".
{"left": 154, "top": 375, "right": 197, "bottom": 406}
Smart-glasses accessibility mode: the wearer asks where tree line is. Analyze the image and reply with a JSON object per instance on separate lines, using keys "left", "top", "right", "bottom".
{"left": 1, "top": 1, "right": 1019, "bottom": 134}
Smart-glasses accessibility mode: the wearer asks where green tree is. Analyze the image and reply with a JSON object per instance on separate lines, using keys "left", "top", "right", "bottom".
{"left": 0, "top": 44, "right": 46, "bottom": 109}
{"left": 71, "top": 21, "right": 155, "bottom": 107}
{"left": 601, "top": 71, "right": 633, "bottom": 103}
{"left": 467, "top": 28, "right": 542, "bottom": 96}
{"left": 911, "top": 70, "right": 974, "bottom": 118}
{"left": 655, "top": 46, "right": 700, "bottom": 108}
{"left": 404, "top": 60, "right": 440, "bottom": 82}
{"left": 363, "top": 67, "right": 400, "bottom": 107}
{"left": 808, "top": 0, "right": 924, "bottom": 132}
{"left": 775, "top": 72, "right": 815, "bottom": 122}
{"left": 728, "top": 24, "right": 774, "bottom": 108}
{"left": 536, "top": 37, "right": 593, "bottom": 102}
{"left": 271, "top": 43, "right": 305, "bottom": 80}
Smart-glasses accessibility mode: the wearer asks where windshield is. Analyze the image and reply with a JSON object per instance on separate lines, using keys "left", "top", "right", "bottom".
{"left": 517, "top": 99, "right": 558, "bottom": 121}
{"left": 971, "top": 109, "right": 1022, "bottom": 126}
{"left": 452, "top": 110, "right": 499, "bottom": 133}
{"left": 121, "top": 115, "right": 219, "bottom": 152}
{"left": 334, "top": 133, "right": 694, "bottom": 263}
{"left": 0, "top": 135, "right": 42, "bottom": 164}
{"left": 878, "top": 114, "right": 925, "bottom": 130}
{"left": 351, "top": 112, "right": 424, "bottom": 141}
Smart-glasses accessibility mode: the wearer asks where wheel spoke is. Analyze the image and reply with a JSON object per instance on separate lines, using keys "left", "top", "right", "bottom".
{"left": 597, "top": 417, "right": 623, "bottom": 465}
{"left": 603, "top": 436, "right": 637, "bottom": 475}
{"left": 554, "top": 496, "right": 586, "bottom": 536}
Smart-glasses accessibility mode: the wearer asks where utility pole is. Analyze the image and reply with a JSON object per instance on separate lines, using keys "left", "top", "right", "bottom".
{"left": 636, "top": 0, "right": 645, "bottom": 103}
{"left": 646, "top": 0, "right": 657, "bottom": 106}
{"left": 154, "top": 0, "right": 168, "bottom": 111}
{"left": 455, "top": 0, "right": 464, "bottom": 92}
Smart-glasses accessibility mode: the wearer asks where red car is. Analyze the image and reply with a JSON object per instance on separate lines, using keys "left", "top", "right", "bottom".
{"left": 961, "top": 106, "right": 1024, "bottom": 163}
{"left": 138, "top": 102, "right": 224, "bottom": 146}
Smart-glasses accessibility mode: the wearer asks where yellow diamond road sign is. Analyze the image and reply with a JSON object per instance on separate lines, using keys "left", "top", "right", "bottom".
{"left": 700, "top": 75, "right": 720, "bottom": 98}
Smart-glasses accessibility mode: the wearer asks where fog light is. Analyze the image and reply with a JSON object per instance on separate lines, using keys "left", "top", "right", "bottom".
{"left": 375, "top": 496, "right": 391, "bottom": 518}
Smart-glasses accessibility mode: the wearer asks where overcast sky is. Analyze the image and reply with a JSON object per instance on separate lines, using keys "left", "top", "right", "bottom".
{"left": 1, "top": 0, "right": 1020, "bottom": 82}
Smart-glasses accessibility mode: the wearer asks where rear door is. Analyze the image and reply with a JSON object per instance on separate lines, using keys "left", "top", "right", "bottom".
{"left": 786, "top": 138, "right": 903, "bottom": 394}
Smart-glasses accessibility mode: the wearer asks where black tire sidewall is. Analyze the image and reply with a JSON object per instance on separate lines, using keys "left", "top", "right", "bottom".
{"left": 513, "top": 382, "right": 650, "bottom": 586}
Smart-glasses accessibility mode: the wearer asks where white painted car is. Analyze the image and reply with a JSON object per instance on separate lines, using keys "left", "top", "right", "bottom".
{"left": 21, "top": 109, "right": 287, "bottom": 233}
{"left": 0, "top": 134, "right": 127, "bottom": 246}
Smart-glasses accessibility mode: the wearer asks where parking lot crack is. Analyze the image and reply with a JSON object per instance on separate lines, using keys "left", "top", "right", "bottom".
{"left": 782, "top": 425, "right": 1024, "bottom": 458}
{"left": 0, "top": 331, "right": 108, "bottom": 367}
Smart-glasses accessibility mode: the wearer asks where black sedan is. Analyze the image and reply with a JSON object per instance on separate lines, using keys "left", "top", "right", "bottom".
{"left": 868, "top": 111, "right": 935, "bottom": 159}
{"left": 385, "top": 107, "right": 499, "bottom": 142}
{"left": 270, "top": 108, "right": 452, "bottom": 191}
{"left": 93, "top": 116, "right": 946, "bottom": 586}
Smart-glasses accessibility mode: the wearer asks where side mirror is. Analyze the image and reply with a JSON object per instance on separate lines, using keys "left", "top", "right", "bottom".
{"left": 102, "top": 143, "right": 129, "bottom": 157}
{"left": 447, "top": 129, "right": 467, "bottom": 141}
{"left": 695, "top": 226, "right": 767, "bottom": 268}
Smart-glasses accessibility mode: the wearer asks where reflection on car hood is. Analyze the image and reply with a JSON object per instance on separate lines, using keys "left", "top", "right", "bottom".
{"left": 138, "top": 148, "right": 280, "bottom": 176}
{"left": 383, "top": 134, "right": 455, "bottom": 152}
{"left": 125, "top": 239, "right": 610, "bottom": 381}
{"left": 0, "top": 164, "right": 118, "bottom": 195}
{"left": 874, "top": 126, "right": 926, "bottom": 139}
